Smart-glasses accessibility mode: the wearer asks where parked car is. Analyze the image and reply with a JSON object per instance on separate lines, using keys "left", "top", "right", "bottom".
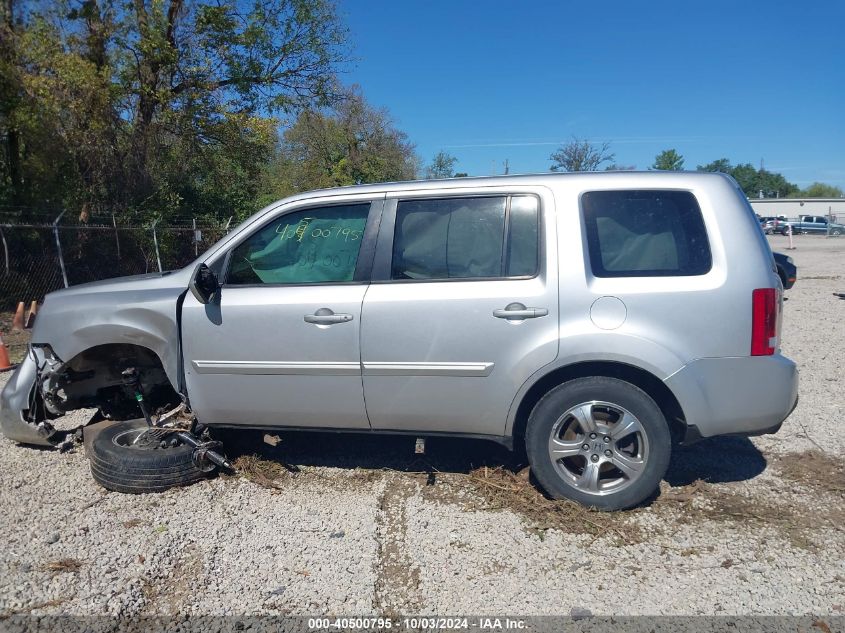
{"left": 781, "top": 215, "right": 844, "bottom": 236}
{"left": 773, "top": 252, "right": 797, "bottom": 290}
{"left": 0, "top": 172, "right": 799, "bottom": 510}
{"left": 759, "top": 216, "right": 787, "bottom": 235}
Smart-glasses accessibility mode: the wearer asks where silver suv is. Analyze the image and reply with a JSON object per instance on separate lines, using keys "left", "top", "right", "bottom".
{"left": 0, "top": 172, "right": 799, "bottom": 510}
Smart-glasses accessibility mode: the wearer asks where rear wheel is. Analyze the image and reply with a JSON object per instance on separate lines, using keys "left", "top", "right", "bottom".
{"left": 525, "top": 377, "right": 671, "bottom": 511}
{"left": 86, "top": 420, "right": 209, "bottom": 493}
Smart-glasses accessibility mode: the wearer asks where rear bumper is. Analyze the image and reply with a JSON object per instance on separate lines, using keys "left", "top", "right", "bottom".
{"left": 0, "top": 351, "right": 57, "bottom": 447}
{"left": 665, "top": 354, "right": 799, "bottom": 439}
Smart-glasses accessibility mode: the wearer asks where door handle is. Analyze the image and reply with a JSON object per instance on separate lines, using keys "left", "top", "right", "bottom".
{"left": 304, "top": 308, "right": 353, "bottom": 325}
{"left": 493, "top": 302, "right": 549, "bottom": 320}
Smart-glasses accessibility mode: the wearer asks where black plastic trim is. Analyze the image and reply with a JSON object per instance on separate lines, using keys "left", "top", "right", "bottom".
{"left": 207, "top": 423, "right": 514, "bottom": 450}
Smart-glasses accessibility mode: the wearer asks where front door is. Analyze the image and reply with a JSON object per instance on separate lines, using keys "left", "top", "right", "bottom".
{"left": 181, "top": 197, "right": 381, "bottom": 429}
{"left": 360, "top": 189, "right": 559, "bottom": 436}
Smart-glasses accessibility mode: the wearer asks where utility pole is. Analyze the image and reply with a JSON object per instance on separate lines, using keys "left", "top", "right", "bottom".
{"left": 504, "top": 159, "right": 509, "bottom": 175}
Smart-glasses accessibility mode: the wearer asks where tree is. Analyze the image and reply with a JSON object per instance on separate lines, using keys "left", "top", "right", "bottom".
{"left": 652, "top": 149, "right": 684, "bottom": 171}
{"left": 426, "top": 151, "right": 458, "bottom": 179}
{"left": 697, "top": 159, "right": 799, "bottom": 199}
{"left": 789, "top": 182, "right": 844, "bottom": 198}
{"left": 260, "top": 87, "right": 417, "bottom": 203}
{"left": 697, "top": 158, "right": 732, "bottom": 173}
{"left": 1, "top": 0, "right": 347, "bottom": 218}
{"left": 550, "top": 137, "right": 614, "bottom": 172}
{"left": 605, "top": 164, "right": 636, "bottom": 171}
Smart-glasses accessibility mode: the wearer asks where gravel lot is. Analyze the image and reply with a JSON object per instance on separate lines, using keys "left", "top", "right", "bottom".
{"left": 0, "top": 235, "right": 843, "bottom": 617}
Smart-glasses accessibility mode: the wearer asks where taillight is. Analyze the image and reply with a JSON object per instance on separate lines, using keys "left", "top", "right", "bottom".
{"left": 751, "top": 288, "right": 778, "bottom": 356}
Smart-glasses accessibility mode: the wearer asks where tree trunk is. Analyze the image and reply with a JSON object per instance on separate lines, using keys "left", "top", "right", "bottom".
{"left": 1, "top": 0, "right": 24, "bottom": 204}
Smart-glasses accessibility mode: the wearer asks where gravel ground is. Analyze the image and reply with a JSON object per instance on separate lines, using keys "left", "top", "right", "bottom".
{"left": 0, "top": 235, "right": 843, "bottom": 617}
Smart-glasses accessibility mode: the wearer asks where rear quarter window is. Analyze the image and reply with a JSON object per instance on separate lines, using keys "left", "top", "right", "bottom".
{"left": 581, "top": 190, "right": 711, "bottom": 277}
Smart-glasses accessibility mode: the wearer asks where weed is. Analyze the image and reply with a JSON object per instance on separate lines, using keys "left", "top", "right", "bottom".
{"left": 43, "top": 558, "right": 82, "bottom": 573}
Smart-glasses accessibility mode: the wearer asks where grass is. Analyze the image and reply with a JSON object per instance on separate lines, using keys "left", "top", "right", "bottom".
{"left": 432, "top": 465, "right": 646, "bottom": 545}
{"left": 220, "top": 440, "right": 845, "bottom": 552}
{"left": 42, "top": 558, "right": 83, "bottom": 573}
{"left": 233, "top": 453, "right": 297, "bottom": 489}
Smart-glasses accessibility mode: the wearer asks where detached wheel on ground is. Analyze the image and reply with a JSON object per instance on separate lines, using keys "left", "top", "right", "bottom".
{"left": 525, "top": 377, "right": 671, "bottom": 511}
{"left": 86, "top": 419, "right": 210, "bottom": 493}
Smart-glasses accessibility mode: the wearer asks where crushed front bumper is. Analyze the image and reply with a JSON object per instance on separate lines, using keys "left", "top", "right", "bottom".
{"left": 0, "top": 350, "right": 57, "bottom": 447}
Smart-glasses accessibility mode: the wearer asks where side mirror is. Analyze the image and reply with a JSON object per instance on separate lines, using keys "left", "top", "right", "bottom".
{"left": 189, "top": 263, "right": 219, "bottom": 304}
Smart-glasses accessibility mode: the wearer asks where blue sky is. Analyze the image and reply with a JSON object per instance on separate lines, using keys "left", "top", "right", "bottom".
{"left": 337, "top": 0, "right": 845, "bottom": 189}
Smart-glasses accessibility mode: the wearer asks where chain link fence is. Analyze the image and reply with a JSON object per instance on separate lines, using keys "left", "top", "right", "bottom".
{"left": 0, "top": 212, "right": 232, "bottom": 312}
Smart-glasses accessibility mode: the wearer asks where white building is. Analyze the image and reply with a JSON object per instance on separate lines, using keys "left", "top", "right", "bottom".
{"left": 749, "top": 198, "right": 845, "bottom": 222}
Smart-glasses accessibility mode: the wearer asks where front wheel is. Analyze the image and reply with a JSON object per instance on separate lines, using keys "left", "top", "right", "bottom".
{"left": 86, "top": 419, "right": 210, "bottom": 493}
{"left": 525, "top": 377, "right": 671, "bottom": 511}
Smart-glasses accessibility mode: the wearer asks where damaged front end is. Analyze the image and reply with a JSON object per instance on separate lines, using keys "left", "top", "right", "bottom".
{"left": 0, "top": 347, "right": 58, "bottom": 446}
{"left": 1, "top": 343, "right": 181, "bottom": 448}
{"left": 1, "top": 269, "right": 193, "bottom": 448}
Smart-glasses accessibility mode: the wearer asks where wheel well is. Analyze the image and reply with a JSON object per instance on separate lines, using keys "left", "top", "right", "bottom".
{"left": 45, "top": 343, "right": 180, "bottom": 418}
{"left": 511, "top": 361, "right": 686, "bottom": 443}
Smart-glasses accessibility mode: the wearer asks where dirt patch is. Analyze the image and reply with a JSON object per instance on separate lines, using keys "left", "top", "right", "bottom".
{"left": 372, "top": 477, "right": 421, "bottom": 615}
{"left": 141, "top": 545, "right": 204, "bottom": 615}
{"left": 225, "top": 439, "right": 843, "bottom": 554}
{"left": 421, "top": 465, "right": 842, "bottom": 552}
{"left": 655, "top": 478, "right": 844, "bottom": 550}
{"left": 427, "top": 466, "right": 645, "bottom": 545}
{"left": 772, "top": 450, "right": 845, "bottom": 493}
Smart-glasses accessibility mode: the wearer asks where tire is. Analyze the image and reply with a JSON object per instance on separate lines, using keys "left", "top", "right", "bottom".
{"left": 780, "top": 228, "right": 791, "bottom": 236}
{"left": 831, "top": 229, "right": 842, "bottom": 236}
{"left": 86, "top": 420, "right": 209, "bottom": 494}
{"left": 525, "top": 377, "right": 671, "bottom": 511}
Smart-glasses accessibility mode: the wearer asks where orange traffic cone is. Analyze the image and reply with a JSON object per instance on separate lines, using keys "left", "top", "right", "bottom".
{"left": 24, "top": 301, "right": 37, "bottom": 329}
{"left": 0, "top": 333, "right": 13, "bottom": 372}
{"left": 11, "top": 302, "right": 25, "bottom": 331}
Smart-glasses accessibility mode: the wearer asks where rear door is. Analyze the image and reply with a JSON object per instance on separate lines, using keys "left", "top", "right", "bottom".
{"left": 359, "top": 186, "right": 559, "bottom": 436}
{"left": 181, "top": 194, "right": 383, "bottom": 429}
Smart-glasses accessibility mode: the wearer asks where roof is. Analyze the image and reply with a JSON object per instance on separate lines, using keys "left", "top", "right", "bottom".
{"left": 276, "top": 170, "right": 733, "bottom": 205}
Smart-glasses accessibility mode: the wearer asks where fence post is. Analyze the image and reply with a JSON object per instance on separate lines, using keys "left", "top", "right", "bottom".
{"left": 151, "top": 220, "right": 162, "bottom": 272}
{"left": 193, "top": 218, "right": 198, "bottom": 256}
{"left": 53, "top": 210, "right": 69, "bottom": 288}
{"left": 0, "top": 226, "right": 8, "bottom": 276}
{"left": 112, "top": 213, "right": 121, "bottom": 262}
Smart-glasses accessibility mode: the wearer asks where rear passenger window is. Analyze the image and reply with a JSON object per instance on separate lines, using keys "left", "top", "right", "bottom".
{"left": 391, "top": 196, "right": 539, "bottom": 280}
{"left": 581, "top": 190, "right": 711, "bottom": 277}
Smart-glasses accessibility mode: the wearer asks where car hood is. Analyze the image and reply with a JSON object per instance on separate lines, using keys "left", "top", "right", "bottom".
{"left": 44, "top": 269, "right": 192, "bottom": 299}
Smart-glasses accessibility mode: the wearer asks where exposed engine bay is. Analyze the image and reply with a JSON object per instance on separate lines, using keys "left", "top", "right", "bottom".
{"left": 32, "top": 343, "right": 181, "bottom": 423}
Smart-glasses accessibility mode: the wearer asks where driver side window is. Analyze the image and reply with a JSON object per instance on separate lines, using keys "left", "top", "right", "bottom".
{"left": 226, "top": 203, "right": 370, "bottom": 285}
